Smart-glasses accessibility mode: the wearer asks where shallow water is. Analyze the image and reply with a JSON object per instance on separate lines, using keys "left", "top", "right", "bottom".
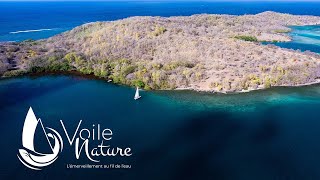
{"left": 1, "top": 75, "right": 320, "bottom": 179}
{"left": 270, "top": 25, "right": 320, "bottom": 53}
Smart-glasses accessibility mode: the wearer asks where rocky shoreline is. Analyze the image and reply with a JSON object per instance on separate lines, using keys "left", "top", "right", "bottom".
{"left": 1, "top": 11, "right": 320, "bottom": 93}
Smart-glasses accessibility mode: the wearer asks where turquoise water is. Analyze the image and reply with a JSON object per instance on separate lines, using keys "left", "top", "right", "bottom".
{"left": 269, "top": 25, "right": 320, "bottom": 53}
{"left": 1, "top": 75, "right": 320, "bottom": 179}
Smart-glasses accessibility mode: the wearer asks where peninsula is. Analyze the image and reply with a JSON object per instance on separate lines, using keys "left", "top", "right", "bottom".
{"left": 1, "top": 11, "right": 320, "bottom": 93}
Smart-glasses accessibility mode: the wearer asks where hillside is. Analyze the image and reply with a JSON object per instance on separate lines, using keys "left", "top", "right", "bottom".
{"left": 1, "top": 11, "right": 320, "bottom": 93}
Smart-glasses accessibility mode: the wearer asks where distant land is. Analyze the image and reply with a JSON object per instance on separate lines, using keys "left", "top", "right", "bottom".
{"left": 1, "top": 11, "right": 320, "bottom": 93}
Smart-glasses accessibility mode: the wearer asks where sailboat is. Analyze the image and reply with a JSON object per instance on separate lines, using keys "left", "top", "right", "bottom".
{"left": 134, "top": 87, "right": 141, "bottom": 100}
{"left": 17, "top": 107, "right": 63, "bottom": 170}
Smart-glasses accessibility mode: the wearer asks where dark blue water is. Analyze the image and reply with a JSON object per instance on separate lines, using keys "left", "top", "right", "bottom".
{"left": 1, "top": 75, "right": 320, "bottom": 179}
{"left": 1, "top": 1, "right": 320, "bottom": 42}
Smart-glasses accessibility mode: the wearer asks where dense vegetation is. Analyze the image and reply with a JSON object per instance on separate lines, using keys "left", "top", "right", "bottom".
{"left": 234, "top": 35, "right": 258, "bottom": 42}
{"left": 2, "top": 50, "right": 202, "bottom": 90}
{"left": 274, "top": 29, "right": 292, "bottom": 33}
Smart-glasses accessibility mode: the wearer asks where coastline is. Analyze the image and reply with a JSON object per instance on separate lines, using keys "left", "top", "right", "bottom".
{"left": 2, "top": 71, "right": 320, "bottom": 95}
{"left": 175, "top": 79, "right": 320, "bottom": 94}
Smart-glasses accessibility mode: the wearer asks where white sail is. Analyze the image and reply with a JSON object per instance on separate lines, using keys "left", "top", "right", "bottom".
{"left": 134, "top": 87, "right": 141, "bottom": 100}
{"left": 22, "top": 107, "right": 39, "bottom": 152}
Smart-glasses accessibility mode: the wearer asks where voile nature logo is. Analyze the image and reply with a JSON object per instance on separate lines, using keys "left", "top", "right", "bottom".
{"left": 17, "top": 107, "right": 132, "bottom": 170}
{"left": 17, "top": 107, "right": 63, "bottom": 170}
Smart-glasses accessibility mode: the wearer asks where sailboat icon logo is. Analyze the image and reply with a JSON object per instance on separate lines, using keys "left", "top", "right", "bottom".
{"left": 17, "top": 107, "right": 63, "bottom": 170}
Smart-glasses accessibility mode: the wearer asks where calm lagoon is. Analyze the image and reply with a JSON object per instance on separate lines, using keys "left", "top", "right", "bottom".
{"left": 269, "top": 25, "right": 320, "bottom": 53}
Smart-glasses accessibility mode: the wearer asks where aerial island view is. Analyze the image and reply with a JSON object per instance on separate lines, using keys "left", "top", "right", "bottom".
{"left": 0, "top": 1, "right": 320, "bottom": 180}
{"left": 1, "top": 11, "right": 320, "bottom": 93}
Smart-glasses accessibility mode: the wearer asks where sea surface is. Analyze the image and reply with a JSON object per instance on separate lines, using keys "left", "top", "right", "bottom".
{"left": 1, "top": 1, "right": 320, "bottom": 180}
{"left": 2, "top": 76, "right": 320, "bottom": 179}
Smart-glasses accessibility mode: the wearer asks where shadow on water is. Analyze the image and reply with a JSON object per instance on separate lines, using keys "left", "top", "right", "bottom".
{"left": 130, "top": 106, "right": 320, "bottom": 180}
{"left": 0, "top": 75, "right": 82, "bottom": 110}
